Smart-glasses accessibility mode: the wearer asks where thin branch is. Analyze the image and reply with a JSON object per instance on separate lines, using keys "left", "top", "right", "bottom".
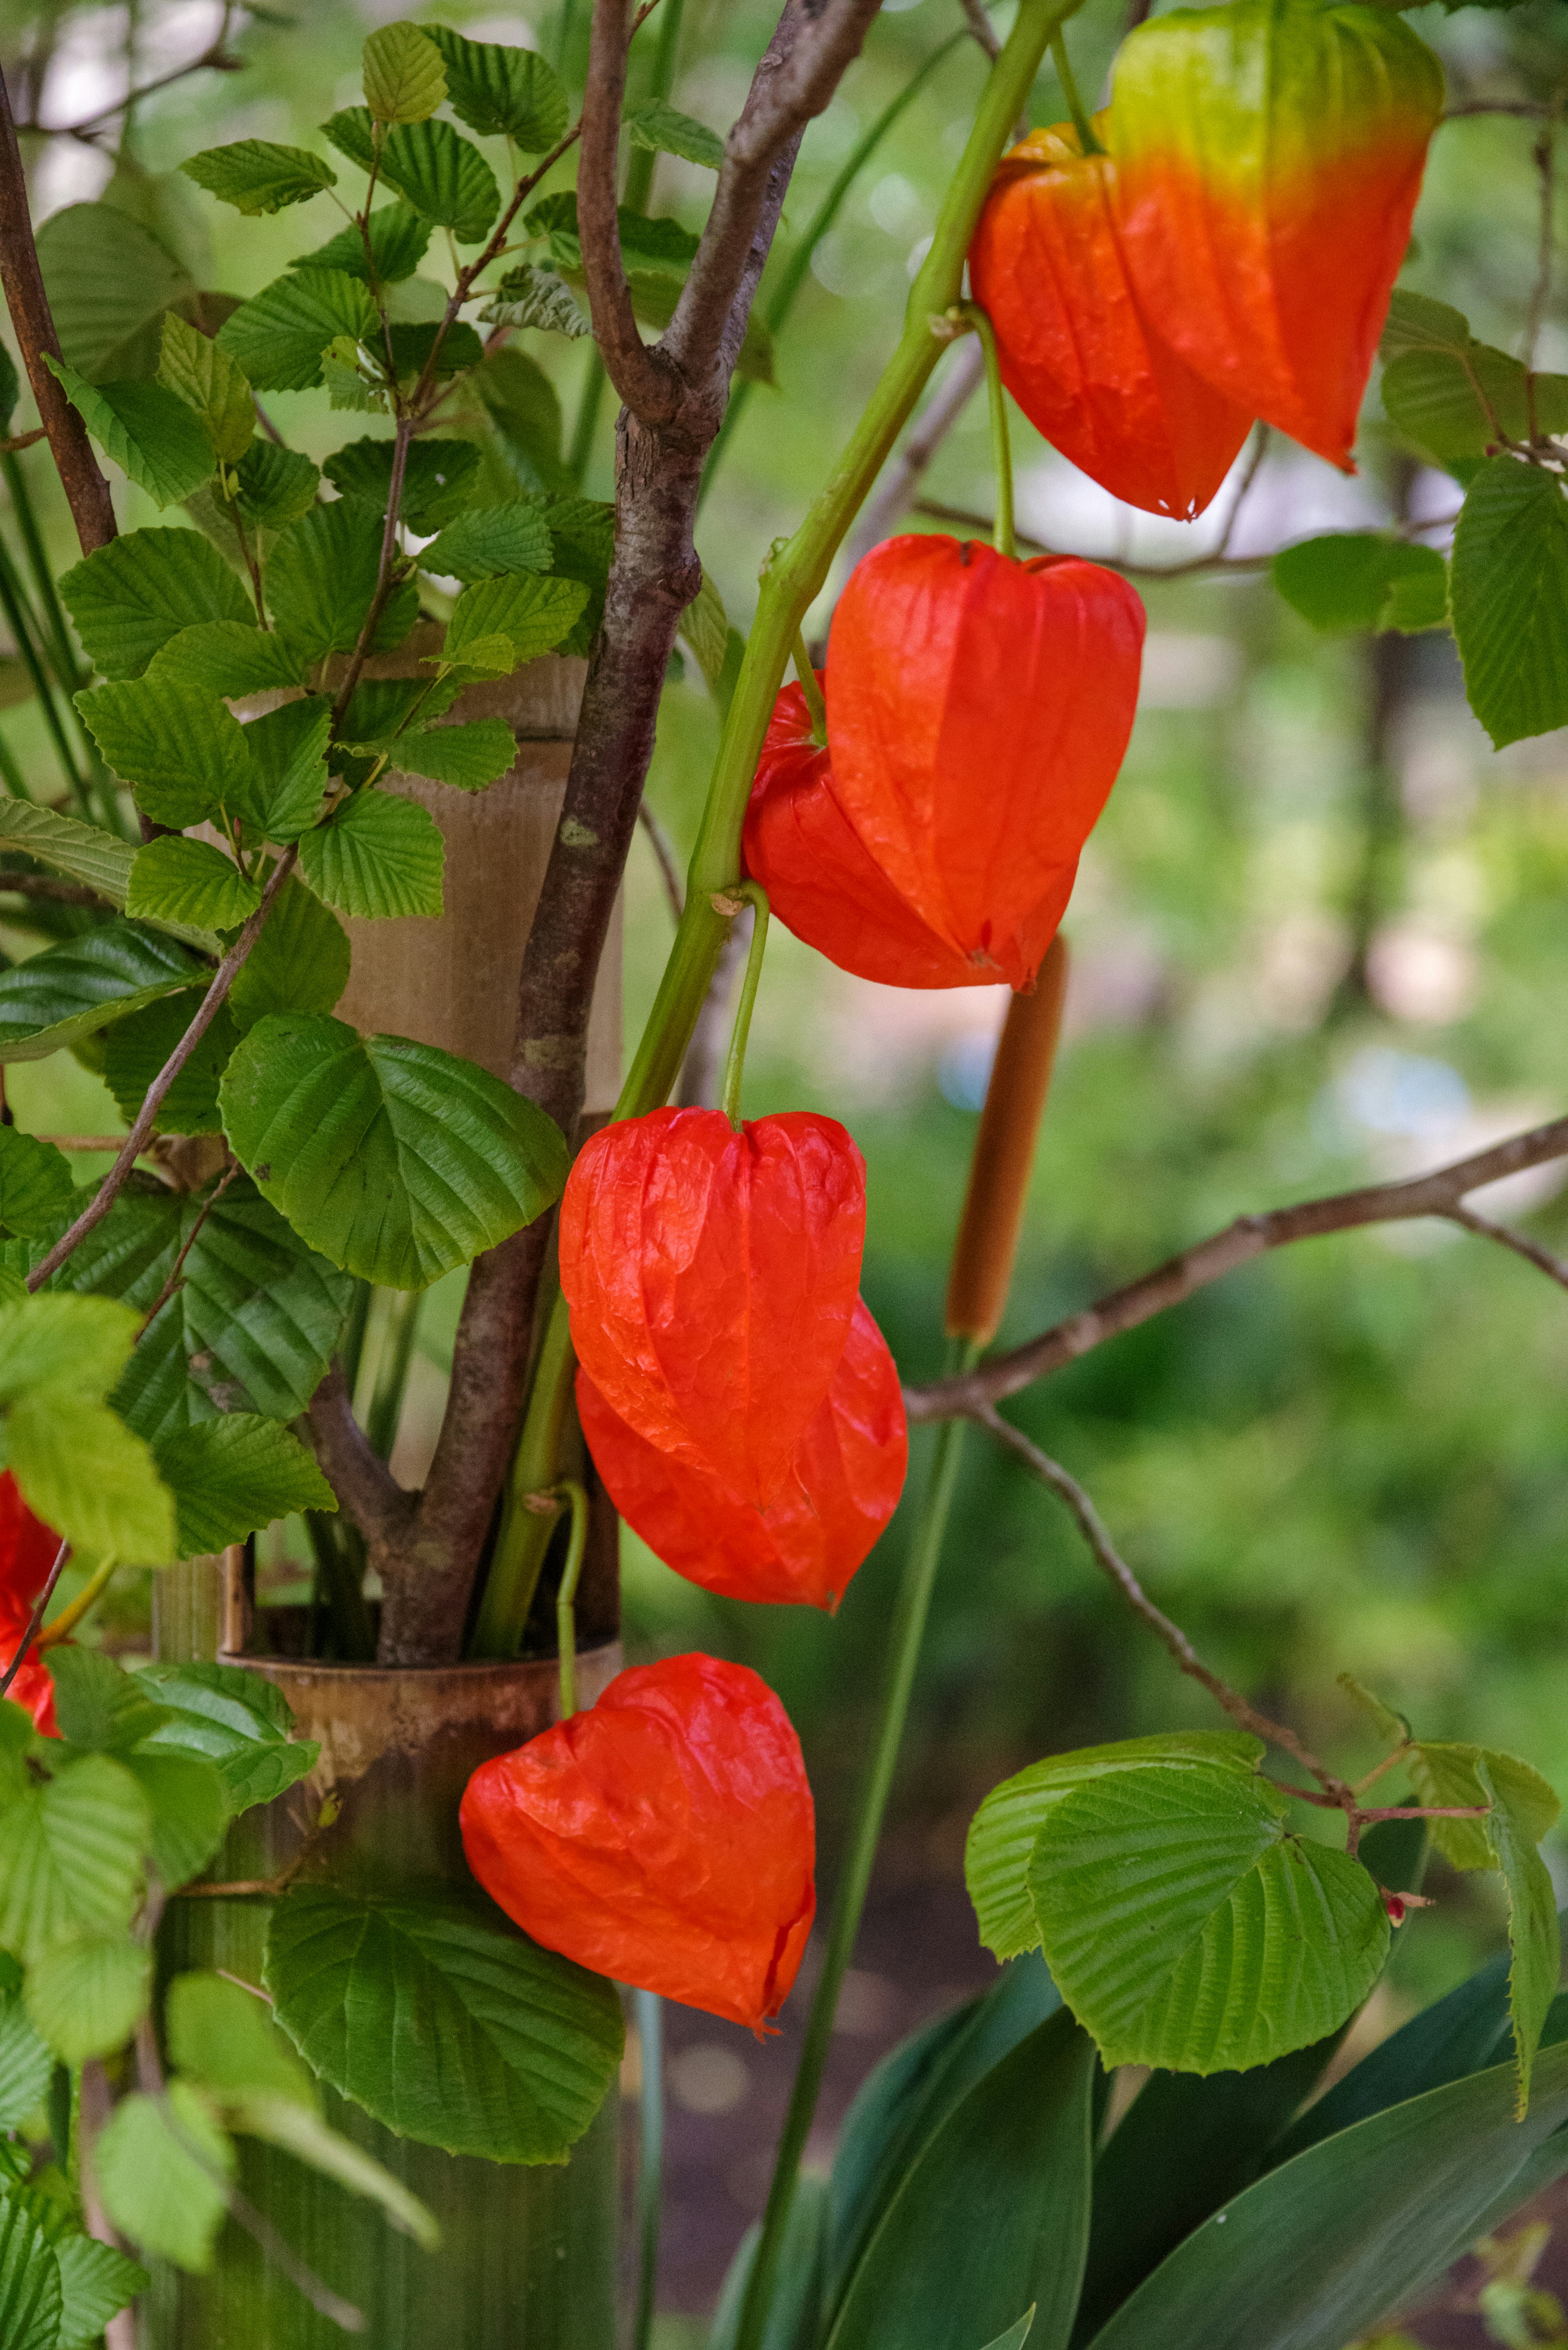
{"left": 27, "top": 850, "right": 298, "bottom": 1290}
{"left": 0, "top": 66, "right": 116, "bottom": 553}
{"left": 1445, "top": 100, "right": 1553, "bottom": 120}
{"left": 959, "top": 0, "right": 1001, "bottom": 63}
{"left": 0, "top": 1536, "right": 69, "bottom": 1701}
{"left": 579, "top": 0, "right": 680, "bottom": 419}
{"left": 1446, "top": 1200, "right": 1568, "bottom": 1292}
{"left": 846, "top": 339, "right": 985, "bottom": 569}
{"left": 138, "top": 1159, "right": 239, "bottom": 1334}
{"left": 0, "top": 427, "right": 45, "bottom": 454}
{"left": 16, "top": 36, "right": 242, "bottom": 138}
{"left": 0, "top": 867, "right": 111, "bottom": 907}
{"left": 1523, "top": 103, "right": 1561, "bottom": 370}
{"left": 908, "top": 1112, "right": 1568, "bottom": 1422}
{"left": 638, "top": 796, "right": 684, "bottom": 921}
{"left": 911, "top": 496, "right": 1271, "bottom": 577}
{"left": 305, "top": 1360, "right": 412, "bottom": 1551}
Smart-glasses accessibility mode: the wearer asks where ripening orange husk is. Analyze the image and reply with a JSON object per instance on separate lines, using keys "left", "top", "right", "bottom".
{"left": 1109, "top": 0, "right": 1445, "bottom": 470}
{"left": 969, "top": 121, "right": 1253, "bottom": 520}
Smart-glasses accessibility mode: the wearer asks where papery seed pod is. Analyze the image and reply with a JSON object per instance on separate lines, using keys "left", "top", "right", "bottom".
{"left": 969, "top": 120, "right": 1253, "bottom": 520}
{"left": 558, "top": 1107, "right": 866, "bottom": 1507}
{"left": 578, "top": 1298, "right": 908, "bottom": 1611}
{"left": 0, "top": 1472, "right": 61, "bottom": 1735}
{"left": 1110, "top": 0, "right": 1444, "bottom": 470}
{"left": 460, "top": 1653, "right": 816, "bottom": 2031}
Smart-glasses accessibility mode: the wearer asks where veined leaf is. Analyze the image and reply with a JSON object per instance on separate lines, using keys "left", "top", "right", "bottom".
{"left": 219, "top": 1013, "right": 570, "bottom": 1288}
{"left": 0, "top": 1291, "right": 140, "bottom": 1403}
{"left": 0, "top": 1959, "right": 53, "bottom": 2129}
{"left": 682, "top": 568, "right": 731, "bottom": 687}
{"left": 477, "top": 265, "right": 587, "bottom": 339}
{"left": 0, "top": 798, "right": 134, "bottom": 907}
{"left": 269, "top": 497, "right": 420, "bottom": 664}
{"left": 390, "top": 719, "right": 515, "bottom": 789}
{"left": 216, "top": 268, "right": 378, "bottom": 393}
{"left": 1381, "top": 288, "right": 1472, "bottom": 357}
{"left": 1272, "top": 535, "right": 1448, "bottom": 636}
{"left": 46, "top": 359, "right": 214, "bottom": 507}
{"left": 233, "top": 437, "right": 320, "bottom": 528}
{"left": 0, "top": 2196, "right": 62, "bottom": 2350}
{"left": 1028, "top": 1763, "right": 1390, "bottom": 2074}
{"left": 58, "top": 527, "right": 253, "bottom": 681}
{"left": 48, "top": 1646, "right": 171, "bottom": 1752}
{"left": 1451, "top": 457, "right": 1568, "bottom": 748}
{"left": 119, "top": 1749, "right": 229, "bottom": 1890}
{"left": 0, "top": 1752, "right": 150, "bottom": 1964}
{"left": 264, "top": 1885, "right": 624, "bottom": 2162}
{"left": 7, "top": 1396, "right": 175, "bottom": 1563}
{"left": 127, "top": 836, "right": 259, "bottom": 930}
{"left": 52, "top": 2233, "right": 147, "bottom": 2350}
{"left": 230, "top": 698, "right": 330, "bottom": 843}
{"left": 181, "top": 140, "right": 338, "bottom": 216}
{"left": 420, "top": 502, "right": 553, "bottom": 582}
{"left": 298, "top": 788, "right": 445, "bottom": 918}
{"left": 138, "top": 1659, "right": 319, "bottom": 1812}
{"left": 154, "top": 1413, "right": 335, "bottom": 1556}
{"left": 0, "top": 918, "right": 207, "bottom": 1062}
{"left": 323, "top": 108, "right": 500, "bottom": 245}
{"left": 980, "top": 2320, "right": 1034, "bottom": 2350}
{"left": 228, "top": 874, "right": 350, "bottom": 1031}
{"left": 522, "top": 194, "right": 700, "bottom": 278}
{"left": 156, "top": 310, "right": 253, "bottom": 464}
{"left": 624, "top": 98, "right": 725, "bottom": 170}
{"left": 323, "top": 433, "right": 480, "bottom": 532}
{"left": 445, "top": 570, "right": 587, "bottom": 669}
{"left": 94, "top": 2082, "right": 234, "bottom": 2271}
{"left": 292, "top": 202, "right": 431, "bottom": 285}
{"left": 34, "top": 201, "right": 192, "bottom": 383}
{"left": 534, "top": 492, "right": 614, "bottom": 656}
{"left": 1381, "top": 340, "right": 1568, "bottom": 466}
{"left": 0, "top": 1132, "right": 73, "bottom": 1242}
{"left": 102, "top": 992, "right": 239, "bottom": 1134}
{"left": 422, "top": 24, "right": 568, "bottom": 147}
{"left": 145, "top": 620, "right": 301, "bottom": 702}
{"left": 363, "top": 22, "right": 447, "bottom": 123}
{"left": 385, "top": 318, "right": 483, "bottom": 382}
{"left": 76, "top": 676, "right": 250, "bottom": 829}
{"left": 23, "top": 1932, "right": 149, "bottom": 2064}
{"left": 473, "top": 344, "right": 570, "bottom": 493}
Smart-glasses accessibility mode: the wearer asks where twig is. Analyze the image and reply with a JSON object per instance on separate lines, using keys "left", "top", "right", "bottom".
{"left": 138, "top": 1159, "right": 239, "bottom": 1335}
{"left": 1446, "top": 1200, "right": 1568, "bottom": 1292}
{"left": 959, "top": 0, "right": 1001, "bottom": 63}
{"left": 1523, "top": 103, "right": 1561, "bottom": 370}
{"left": 908, "top": 1111, "right": 1568, "bottom": 1422}
{"left": 1445, "top": 101, "right": 1553, "bottom": 120}
{"left": 911, "top": 497, "right": 1271, "bottom": 577}
{"left": 846, "top": 340, "right": 986, "bottom": 569}
{"left": 304, "top": 1360, "right": 412, "bottom": 1551}
{"left": 638, "top": 797, "right": 684, "bottom": 921}
{"left": 578, "top": 0, "right": 682, "bottom": 419}
{"left": 0, "top": 428, "right": 45, "bottom": 454}
{"left": 26, "top": 849, "right": 298, "bottom": 1290}
{"left": 0, "top": 1536, "right": 69, "bottom": 1700}
{"left": 16, "top": 30, "right": 241, "bottom": 137}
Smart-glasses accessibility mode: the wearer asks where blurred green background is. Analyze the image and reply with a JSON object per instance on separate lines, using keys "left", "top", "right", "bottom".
{"left": 5, "top": 0, "right": 1568, "bottom": 2305}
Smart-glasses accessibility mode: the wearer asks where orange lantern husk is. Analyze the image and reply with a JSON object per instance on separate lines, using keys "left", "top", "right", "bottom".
{"left": 0, "top": 1472, "right": 60, "bottom": 1736}
{"left": 460, "top": 1654, "right": 816, "bottom": 2032}
{"left": 578, "top": 1298, "right": 909, "bottom": 1612}
{"left": 970, "top": 120, "right": 1253, "bottom": 521}
{"left": 558, "top": 1107, "right": 866, "bottom": 1508}
{"left": 1109, "top": 0, "right": 1444, "bottom": 470}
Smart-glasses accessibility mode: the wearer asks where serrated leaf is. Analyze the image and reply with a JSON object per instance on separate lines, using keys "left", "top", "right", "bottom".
{"left": 216, "top": 268, "right": 378, "bottom": 394}
{"left": 0, "top": 2196, "right": 62, "bottom": 2350}
{"left": 1027, "top": 1762, "right": 1390, "bottom": 2072}
{"left": 53, "top": 2233, "right": 147, "bottom": 2350}
{"left": 0, "top": 1753, "right": 149, "bottom": 1963}
{"left": 145, "top": 620, "right": 302, "bottom": 702}
{"left": 390, "top": 718, "right": 515, "bottom": 789}
{"left": 1453, "top": 457, "right": 1568, "bottom": 748}
{"left": 1408, "top": 1741, "right": 1559, "bottom": 1871}
{"left": 338, "top": 676, "right": 463, "bottom": 747}
{"left": 233, "top": 437, "right": 320, "bottom": 528}
{"left": 265, "top": 1884, "right": 624, "bottom": 2161}
{"left": 292, "top": 202, "right": 431, "bottom": 285}
{"left": 220, "top": 1013, "right": 570, "bottom": 1288}
{"left": 364, "top": 21, "right": 447, "bottom": 122}
{"left": 966, "top": 1732, "right": 1264, "bottom": 1961}
{"left": 1381, "top": 288, "right": 1472, "bottom": 358}
{"left": 102, "top": 992, "right": 238, "bottom": 1135}
{"left": 1272, "top": 534, "right": 1447, "bottom": 636}
{"left": 0, "top": 1132, "right": 73, "bottom": 1243}
{"left": 76, "top": 678, "right": 249, "bottom": 829}
{"left": 231, "top": 699, "right": 330, "bottom": 844}
{"left": 323, "top": 433, "right": 480, "bottom": 533}
{"left": 8, "top": 1397, "right": 175, "bottom": 1564}
{"left": 180, "top": 140, "right": 338, "bottom": 216}
{"left": 298, "top": 788, "right": 444, "bottom": 918}
{"left": 682, "top": 567, "right": 730, "bottom": 685}
{"left": 0, "top": 918, "right": 207, "bottom": 1062}
{"left": 624, "top": 98, "right": 725, "bottom": 170}
{"left": 324, "top": 108, "right": 500, "bottom": 244}
{"left": 127, "top": 837, "right": 259, "bottom": 930}
{"left": 478, "top": 264, "right": 586, "bottom": 339}
{"left": 155, "top": 1413, "right": 334, "bottom": 1556}
{"left": 422, "top": 24, "right": 568, "bottom": 147}
{"left": 0, "top": 1291, "right": 140, "bottom": 1402}
{"left": 156, "top": 310, "right": 253, "bottom": 464}
{"left": 120, "top": 1750, "right": 229, "bottom": 1889}
{"left": 534, "top": 492, "right": 614, "bottom": 656}
{"left": 1476, "top": 1756, "right": 1559, "bottom": 2116}
{"left": 34, "top": 201, "right": 193, "bottom": 384}
{"left": 1381, "top": 341, "right": 1568, "bottom": 467}
{"left": 445, "top": 570, "right": 587, "bottom": 668}
{"left": 421, "top": 502, "right": 552, "bottom": 582}
{"left": 473, "top": 344, "right": 569, "bottom": 491}
{"left": 0, "top": 800, "right": 134, "bottom": 907}
{"left": 138, "top": 1659, "right": 318, "bottom": 1811}
{"left": 228, "top": 874, "right": 350, "bottom": 1033}
{"left": 94, "top": 2082, "right": 233, "bottom": 2270}
{"left": 386, "top": 318, "right": 484, "bottom": 383}
{"left": 268, "top": 497, "right": 419, "bottom": 666}
{"left": 58, "top": 527, "right": 252, "bottom": 682}
{"left": 23, "top": 1932, "right": 149, "bottom": 2064}
{"left": 523, "top": 194, "right": 699, "bottom": 278}
{"left": 46, "top": 359, "right": 214, "bottom": 507}
{"left": 0, "top": 1966, "right": 53, "bottom": 2129}
{"left": 47, "top": 1647, "right": 171, "bottom": 1752}
{"left": 567, "top": 264, "right": 775, "bottom": 384}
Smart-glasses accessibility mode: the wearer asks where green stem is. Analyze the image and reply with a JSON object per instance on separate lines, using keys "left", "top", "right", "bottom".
{"left": 791, "top": 628, "right": 826, "bottom": 743}
{"left": 0, "top": 728, "right": 30, "bottom": 800}
{"left": 552, "top": 1477, "right": 589, "bottom": 1719}
{"left": 471, "top": 1289, "right": 576, "bottom": 1657}
{"left": 303, "top": 1513, "right": 375, "bottom": 1662}
{"left": 365, "top": 1288, "right": 422, "bottom": 1462}
{"left": 632, "top": 1987, "right": 664, "bottom": 2350}
{"left": 735, "top": 1344, "right": 978, "bottom": 2350}
{"left": 0, "top": 537, "right": 91, "bottom": 814}
{"left": 1050, "top": 27, "right": 1105, "bottom": 157}
{"left": 956, "top": 302, "right": 1015, "bottom": 559}
{"left": 718, "top": 881, "right": 770, "bottom": 1126}
{"left": 340, "top": 1280, "right": 374, "bottom": 1409}
{"left": 568, "top": 356, "right": 609, "bottom": 488}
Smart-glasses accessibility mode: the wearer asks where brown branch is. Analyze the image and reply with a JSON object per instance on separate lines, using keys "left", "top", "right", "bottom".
{"left": 0, "top": 427, "right": 45, "bottom": 454}
{"left": 959, "top": 0, "right": 1002, "bottom": 62}
{"left": 1446, "top": 1200, "right": 1568, "bottom": 1292}
{"left": 137, "top": 1159, "right": 238, "bottom": 1335}
{"left": 15, "top": 20, "right": 242, "bottom": 137}
{"left": 909, "top": 1113, "right": 1568, "bottom": 1422}
{"left": 304, "top": 1360, "right": 412, "bottom": 1551}
{"left": 846, "top": 340, "right": 985, "bottom": 569}
{"left": 27, "top": 850, "right": 298, "bottom": 1289}
{"left": 0, "top": 867, "right": 111, "bottom": 907}
{"left": 579, "top": 0, "right": 681, "bottom": 419}
{"left": 0, "top": 66, "right": 116, "bottom": 553}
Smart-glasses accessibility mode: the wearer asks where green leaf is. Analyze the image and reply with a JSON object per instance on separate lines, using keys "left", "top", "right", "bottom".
{"left": 7, "top": 1396, "right": 175, "bottom": 1563}
{"left": 127, "top": 837, "right": 259, "bottom": 930}
{"left": 94, "top": 2082, "right": 234, "bottom": 2270}
{"left": 58, "top": 527, "right": 252, "bottom": 682}
{"left": 390, "top": 719, "right": 516, "bottom": 789}
{"left": 980, "top": 2321, "right": 1034, "bottom": 2350}
{"left": 0, "top": 1964, "right": 53, "bottom": 2129}
{"left": 1380, "top": 287, "right": 1472, "bottom": 357}
{"left": 445, "top": 570, "right": 588, "bottom": 669}
{"left": 710, "top": 2178, "right": 826, "bottom": 2350}
{"left": 1450, "top": 456, "right": 1568, "bottom": 749}
{"left": 154, "top": 1413, "right": 335, "bottom": 1556}
{"left": 533, "top": 493, "right": 614, "bottom": 656}
{"left": 156, "top": 310, "right": 254, "bottom": 465}
{"left": 363, "top": 22, "right": 447, "bottom": 122}
{"left": 298, "top": 788, "right": 443, "bottom": 918}
{"left": 229, "top": 874, "right": 350, "bottom": 1032}
{"left": 0, "top": 799, "right": 135, "bottom": 907}
{"left": 1381, "top": 340, "right": 1568, "bottom": 468}
{"left": 567, "top": 264, "right": 775, "bottom": 384}
{"left": 102, "top": 992, "right": 239, "bottom": 1134}
{"left": 477, "top": 264, "right": 587, "bottom": 339}
{"left": 624, "top": 98, "right": 725, "bottom": 170}
{"left": 145, "top": 622, "right": 300, "bottom": 704}
{"left": 324, "top": 108, "right": 500, "bottom": 244}
{"left": 323, "top": 433, "right": 481, "bottom": 533}
{"left": 47, "top": 1646, "right": 171, "bottom": 1752}
{"left": 229, "top": 699, "right": 330, "bottom": 844}
{"left": 682, "top": 567, "right": 731, "bottom": 686}
{"left": 337, "top": 676, "right": 463, "bottom": 747}
{"left": 421, "top": 502, "right": 553, "bottom": 582}
{"left": 23, "top": 1932, "right": 150, "bottom": 2063}
{"left": 0, "top": 348, "right": 14, "bottom": 435}
{"left": 473, "top": 345, "right": 570, "bottom": 491}
{"left": 45, "top": 359, "right": 215, "bottom": 508}
{"left": 52, "top": 2234, "right": 148, "bottom": 2350}
{"left": 385, "top": 319, "right": 484, "bottom": 382}
{"left": 0, "top": 1291, "right": 140, "bottom": 1403}
{"left": 1408, "top": 1741, "right": 1557, "bottom": 1872}
{"left": 1476, "top": 1757, "right": 1560, "bottom": 2117}
{"left": 120, "top": 1750, "right": 230, "bottom": 1889}
{"left": 268, "top": 497, "right": 419, "bottom": 666}
{"left": 0, "top": 918, "right": 207, "bottom": 1062}
{"left": 0, "top": 1753, "right": 150, "bottom": 1963}
{"left": 826, "top": 2011, "right": 1093, "bottom": 2350}
{"left": 138, "top": 1660, "right": 319, "bottom": 1812}
{"left": 0, "top": 1131, "right": 73, "bottom": 1242}
{"left": 220, "top": 1013, "right": 570, "bottom": 1287}
{"left": 181, "top": 140, "right": 338, "bottom": 216}
{"left": 0, "top": 2196, "right": 62, "bottom": 2350}
{"left": 292, "top": 202, "right": 431, "bottom": 285}
{"left": 422, "top": 25, "right": 569, "bottom": 147}
{"left": 233, "top": 437, "right": 321, "bottom": 528}
{"left": 966, "top": 1732, "right": 1263, "bottom": 1962}
{"left": 1272, "top": 534, "right": 1448, "bottom": 636}
{"left": 524, "top": 195, "right": 700, "bottom": 278}
{"left": 216, "top": 268, "right": 379, "bottom": 394}
{"left": 1027, "top": 1762, "right": 1389, "bottom": 2073}
{"left": 34, "top": 201, "right": 193, "bottom": 383}
{"left": 76, "top": 678, "right": 249, "bottom": 829}
{"left": 265, "top": 1885, "right": 624, "bottom": 2162}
